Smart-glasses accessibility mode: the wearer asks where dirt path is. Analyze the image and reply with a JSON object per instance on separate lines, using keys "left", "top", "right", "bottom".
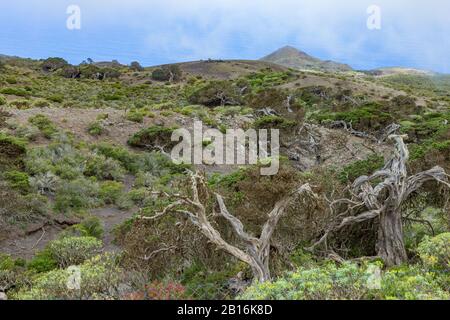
{"left": 0, "top": 176, "right": 136, "bottom": 259}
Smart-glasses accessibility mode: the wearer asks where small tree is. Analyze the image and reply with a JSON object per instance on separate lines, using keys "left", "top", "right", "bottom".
{"left": 41, "top": 57, "right": 69, "bottom": 72}
{"left": 188, "top": 81, "right": 241, "bottom": 107}
{"left": 310, "top": 135, "right": 450, "bottom": 266}
{"left": 151, "top": 65, "right": 182, "bottom": 82}
{"left": 140, "top": 171, "right": 317, "bottom": 282}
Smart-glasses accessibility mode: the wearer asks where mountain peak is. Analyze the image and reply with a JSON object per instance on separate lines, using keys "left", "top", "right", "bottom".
{"left": 261, "top": 45, "right": 352, "bottom": 72}
{"left": 263, "top": 46, "right": 313, "bottom": 61}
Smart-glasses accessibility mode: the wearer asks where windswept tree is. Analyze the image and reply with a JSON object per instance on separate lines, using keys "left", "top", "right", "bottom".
{"left": 151, "top": 65, "right": 182, "bottom": 82}
{"left": 41, "top": 57, "right": 69, "bottom": 72}
{"left": 188, "top": 81, "right": 241, "bottom": 107}
{"left": 130, "top": 61, "right": 144, "bottom": 72}
{"left": 310, "top": 135, "right": 450, "bottom": 266}
{"left": 140, "top": 171, "right": 318, "bottom": 282}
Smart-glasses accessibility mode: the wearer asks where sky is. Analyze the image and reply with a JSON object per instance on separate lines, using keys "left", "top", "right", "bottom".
{"left": 0, "top": 0, "right": 449, "bottom": 73}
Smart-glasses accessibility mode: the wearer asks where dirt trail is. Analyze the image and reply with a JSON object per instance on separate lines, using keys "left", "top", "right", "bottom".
{"left": 0, "top": 176, "right": 136, "bottom": 259}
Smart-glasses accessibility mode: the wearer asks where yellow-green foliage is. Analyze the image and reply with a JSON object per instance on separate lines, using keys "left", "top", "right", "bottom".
{"left": 417, "top": 233, "right": 450, "bottom": 271}
{"left": 48, "top": 236, "right": 102, "bottom": 268}
{"left": 99, "top": 181, "right": 124, "bottom": 205}
{"left": 239, "top": 262, "right": 449, "bottom": 300}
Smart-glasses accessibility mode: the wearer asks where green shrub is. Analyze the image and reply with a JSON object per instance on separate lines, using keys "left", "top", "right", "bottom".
{"left": 84, "top": 154, "right": 125, "bottom": 181}
{"left": 9, "top": 99, "right": 31, "bottom": 109}
{"left": 240, "top": 262, "right": 449, "bottom": 300}
{"left": 27, "top": 249, "right": 58, "bottom": 273}
{"left": 377, "top": 266, "right": 449, "bottom": 300}
{"left": 315, "top": 103, "right": 393, "bottom": 132}
{"left": 126, "top": 109, "right": 145, "bottom": 123}
{"left": 14, "top": 124, "right": 40, "bottom": 141}
{"left": 188, "top": 81, "right": 240, "bottom": 107}
{"left": 48, "top": 94, "right": 64, "bottom": 103}
{"left": 99, "top": 181, "right": 124, "bottom": 205}
{"left": 54, "top": 177, "right": 100, "bottom": 212}
{"left": 253, "top": 115, "right": 297, "bottom": 130}
{"left": 41, "top": 57, "right": 69, "bottom": 72}
{"left": 417, "top": 233, "right": 450, "bottom": 271}
{"left": 240, "top": 262, "right": 370, "bottom": 300}
{"left": 0, "top": 95, "right": 7, "bottom": 105}
{"left": 4, "top": 170, "right": 30, "bottom": 193}
{"left": 92, "top": 143, "right": 140, "bottom": 173}
{"left": 125, "top": 188, "right": 149, "bottom": 205}
{"left": 32, "top": 98, "right": 51, "bottom": 108}
{"left": 151, "top": 65, "right": 182, "bottom": 82}
{"left": 0, "top": 254, "right": 15, "bottom": 271}
{"left": 0, "top": 87, "right": 29, "bottom": 97}
{"left": 62, "top": 217, "right": 104, "bottom": 240}
{"left": 87, "top": 121, "right": 104, "bottom": 136}
{"left": 28, "top": 114, "right": 57, "bottom": 138}
{"left": 48, "top": 236, "right": 102, "bottom": 268}
{"left": 338, "top": 154, "right": 384, "bottom": 184}
{"left": 127, "top": 125, "right": 178, "bottom": 150}
{"left": 16, "top": 254, "right": 121, "bottom": 300}
{"left": 0, "top": 132, "right": 27, "bottom": 169}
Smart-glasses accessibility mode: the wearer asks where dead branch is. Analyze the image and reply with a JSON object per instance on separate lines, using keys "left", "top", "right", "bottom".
{"left": 139, "top": 171, "right": 317, "bottom": 282}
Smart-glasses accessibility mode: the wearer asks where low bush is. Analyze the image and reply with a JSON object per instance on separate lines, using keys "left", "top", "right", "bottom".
{"left": 188, "top": 81, "right": 241, "bottom": 107}
{"left": 99, "top": 181, "right": 125, "bottom": 205}
{"left": 87, "top": 121, "right": 105, "bottom": 136}
{"left": 84, "top": 154, "right": 125, "bottom": 181}
{"left": 240, "top": 262, "right": 449, "bottom": 300}
{"left": 126, "top": 109, "right": 145, "bottom": 123}
{"left": 128, "top": 126, "right": 178, "bottom": 151}
{"left": 28, "top": 114, "right": 57, "bottom": 138}
{"left": 48, "top": 236, "right": 102, "bottom": 268}
{"left": 8, "top": 99, "right": 31, "bottom": 109}
{"left": 338, "top": 154, "right": 384, "bottom": 184}
{"left": 54, "top": 177, "right": 101, "bottom": 212}
{"left": 4, "top": 170, "right": 30, "bottom": 194}
{"left": 253, "top": 115, "right": 297, "bottom": 130}
{"left": 16, "top": 254, "right": 121, "bottom": 300}
{"left": 62, "top": 217, "right": 104, "bottom": 240}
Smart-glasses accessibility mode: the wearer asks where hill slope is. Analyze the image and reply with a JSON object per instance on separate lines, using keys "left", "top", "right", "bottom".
{"left": 261, "top": 46, "right": 352, "bottom": 72}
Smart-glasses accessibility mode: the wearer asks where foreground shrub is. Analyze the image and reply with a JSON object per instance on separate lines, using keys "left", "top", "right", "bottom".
{"left": 239, "top": 262, "right": 449, "bottom": 300}
{"left": 16, "top": 254, "right": 121, "bottom": 300}
{"left": 54, "top": 178, "right": 100, "bottom": 212}
{"left": 417, "top": 233, "right": 450, "bottom": 271}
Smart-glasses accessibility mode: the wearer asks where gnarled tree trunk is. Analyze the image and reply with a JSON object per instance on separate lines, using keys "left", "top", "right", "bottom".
{"left": 309, "top": 135, "right": 450, "bottom": 267}
{"left": 376, "top": 207, "right": 407, "bottom": 266}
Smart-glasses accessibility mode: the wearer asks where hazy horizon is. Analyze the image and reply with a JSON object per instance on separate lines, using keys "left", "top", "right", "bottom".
{"left": 0, "top": 0, "right": 449, "bottom": 73}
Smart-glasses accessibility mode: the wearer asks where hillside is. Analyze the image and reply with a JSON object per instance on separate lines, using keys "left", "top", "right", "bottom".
{"left": 261, "top": 45, "right": 353, "bottom": 72}
{"left": 0, "top": 54, "right": 449, "bottom": 300}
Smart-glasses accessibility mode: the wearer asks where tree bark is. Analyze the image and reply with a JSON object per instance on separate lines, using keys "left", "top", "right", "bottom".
{"left": 376, "top": 207, "right": 407, "bottom": 266}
